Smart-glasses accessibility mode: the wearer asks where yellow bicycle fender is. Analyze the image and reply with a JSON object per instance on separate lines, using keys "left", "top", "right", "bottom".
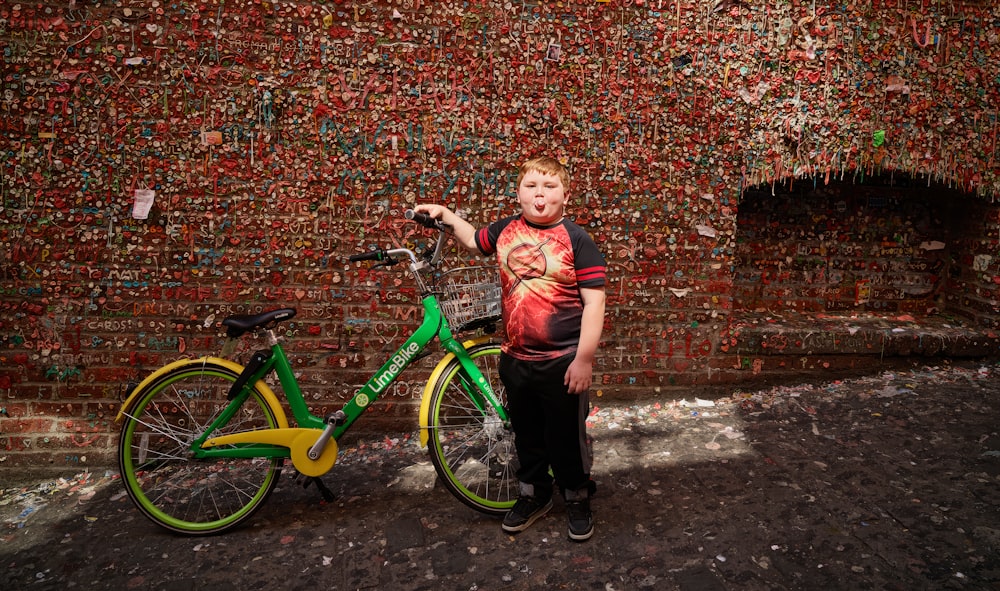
{"left": 115, "top": 356, "right": 289, "bottom": 428}
{"left": 418, "top": 336, "right": 494, "bottom": 448}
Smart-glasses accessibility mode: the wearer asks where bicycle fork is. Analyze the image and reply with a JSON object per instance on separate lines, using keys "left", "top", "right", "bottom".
{"left": 417, "top": 336, "right": 509, "bottom": 447}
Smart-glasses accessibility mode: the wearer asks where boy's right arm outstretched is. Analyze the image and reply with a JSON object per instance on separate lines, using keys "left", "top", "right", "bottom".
{"left": 413, "top": 204, "right": 479, "bottom": 253}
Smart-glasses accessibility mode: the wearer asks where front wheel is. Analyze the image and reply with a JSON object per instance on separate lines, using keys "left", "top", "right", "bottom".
{"left": 117, "top": 359, "right": 284, "bottom": 535}
{"left": 426, "top": 342, "right": 518, "bottom": 515}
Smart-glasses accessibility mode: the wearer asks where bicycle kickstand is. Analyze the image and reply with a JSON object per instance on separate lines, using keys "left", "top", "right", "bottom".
{"left": 291, "top": 470, "right": 337, "bottom": 503}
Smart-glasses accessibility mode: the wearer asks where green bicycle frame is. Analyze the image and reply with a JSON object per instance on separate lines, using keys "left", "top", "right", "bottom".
{"left": 192, "top": 293, "right": 507, "bottom": 459}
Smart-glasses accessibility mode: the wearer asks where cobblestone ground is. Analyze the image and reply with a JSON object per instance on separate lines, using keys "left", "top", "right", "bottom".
{"left": 3, "top": 361, "right": 1000, "bottom": 591}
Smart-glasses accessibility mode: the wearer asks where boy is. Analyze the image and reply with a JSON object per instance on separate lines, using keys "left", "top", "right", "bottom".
{"left": 414, "top": 156, "right": 606, "bottom": 541}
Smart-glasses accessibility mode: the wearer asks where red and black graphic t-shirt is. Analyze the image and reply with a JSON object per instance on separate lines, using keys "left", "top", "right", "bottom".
{"left": 475, "top": 215, "right": 606, "bottom": 361}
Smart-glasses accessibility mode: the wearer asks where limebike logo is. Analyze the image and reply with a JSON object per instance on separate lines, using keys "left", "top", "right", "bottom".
{"left": 371, "top": 342, "right": 421, "bottom": 394}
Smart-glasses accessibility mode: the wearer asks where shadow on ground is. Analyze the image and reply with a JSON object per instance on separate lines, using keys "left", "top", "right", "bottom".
{"left": 3, "top": 361, "right": 1000, "bottom": 590}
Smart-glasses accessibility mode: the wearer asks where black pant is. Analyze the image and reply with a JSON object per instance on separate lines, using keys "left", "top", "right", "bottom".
{"left": 499, "top": 352, "right": 592, "bottom": 497}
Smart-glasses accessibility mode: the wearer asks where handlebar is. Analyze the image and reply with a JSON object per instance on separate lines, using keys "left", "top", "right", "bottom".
{"left": 348, "top": 250, "right": 389, "bottom": 263}
{"left": 348, "top": 209, "right": 452, "bottom": 276}
{"left": 404, "top": 209, "right": 442, "bottom": 229}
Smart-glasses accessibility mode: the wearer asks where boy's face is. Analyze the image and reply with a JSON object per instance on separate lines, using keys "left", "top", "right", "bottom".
{"left": 517, "top": 169, "right": 568, "bottom": 226}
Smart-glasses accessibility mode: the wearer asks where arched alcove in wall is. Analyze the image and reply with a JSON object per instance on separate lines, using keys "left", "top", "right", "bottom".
{"left": 724, "top": 172, "right": 1000, "bottom": 380}
{"left": 733, "top": 171, "right": 1000, "bottom": 328}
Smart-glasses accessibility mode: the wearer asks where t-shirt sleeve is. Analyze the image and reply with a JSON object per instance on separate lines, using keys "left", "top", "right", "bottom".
{"left": 569, "top": 224, "right": 606, "bottom": 288}
{"left": 475, "top": 215, "right": 517, "bottom": 256}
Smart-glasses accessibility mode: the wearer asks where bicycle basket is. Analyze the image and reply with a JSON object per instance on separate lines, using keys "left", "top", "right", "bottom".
{"left": 439, "top": 266, "right": 502, "bottom": 332}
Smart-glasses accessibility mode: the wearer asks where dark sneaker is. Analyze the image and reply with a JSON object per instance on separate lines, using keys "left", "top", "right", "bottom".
{"left": 502, "top": 496, "right": 553, "bottom": 533}
{"left": 566, "top": 498, "right": 593, "bottom": 541}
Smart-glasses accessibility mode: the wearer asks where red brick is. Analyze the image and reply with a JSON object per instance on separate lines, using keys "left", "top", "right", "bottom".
{"left": 1, "top": 418, "right": 57, "bottom": 435}
{"left": 0, "top": 402, "right": 30, "bottom": 418}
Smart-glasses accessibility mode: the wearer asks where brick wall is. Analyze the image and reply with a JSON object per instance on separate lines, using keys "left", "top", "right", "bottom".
{"left": 730, "top": 175, "right": 1000, "bottom": 387}
{"left": 734, "top": 176, "right": 966, "bottom": 318}
{"left": 2, "top": 1, "right": 1000, "bottom": 469}
{"left": 947, "top": 199, "right": 1000, "bottom": 329}
{"left": 734, "top": 174, "right": 1000, "bottom": 329}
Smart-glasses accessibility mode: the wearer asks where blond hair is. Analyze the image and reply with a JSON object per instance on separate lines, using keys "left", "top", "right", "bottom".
{"left": 517, "top": 157, "right": 570, "bottom": 191}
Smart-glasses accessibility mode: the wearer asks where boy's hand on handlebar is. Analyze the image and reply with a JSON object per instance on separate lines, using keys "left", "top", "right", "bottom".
{"left": 412, "top": 204, "right": 444, "bottom": 218}
{"left": 412, "top": 204, "right": 454, "bottom": 222}
{"left": 407, "top": 205, "right": 453, "bottom": 231}
{"left": 404, "top": 209, "right": 442, "bottom": 229}
{"left": 411, "top": 204, "right": 479, "bottom": 253}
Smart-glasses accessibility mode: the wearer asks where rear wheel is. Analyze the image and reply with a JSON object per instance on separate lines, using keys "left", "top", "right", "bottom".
{"left": 426, "top": 343, "right": 518, "bottom": 515}
{"left": 117, "top": 360, "right": 283, "bottom": 535}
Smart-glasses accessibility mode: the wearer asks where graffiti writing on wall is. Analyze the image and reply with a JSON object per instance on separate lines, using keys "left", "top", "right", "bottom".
{"left": 1, "top": 0, "right": 999, "bottom": 433}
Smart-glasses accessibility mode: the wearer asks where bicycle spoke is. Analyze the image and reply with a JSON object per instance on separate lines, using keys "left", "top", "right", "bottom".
{"left": 121, "top": 412, "right": 196, "bottom": 447}
{"left": 118, "top": 361, "right": 282, "bottom": 535}
{"left": 426, "top": 343, "right": 518, "bottom": 514}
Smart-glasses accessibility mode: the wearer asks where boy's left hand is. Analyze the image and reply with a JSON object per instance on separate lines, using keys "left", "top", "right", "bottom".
{"left": 564, "top": 358, "right": 593, "bottom": 394}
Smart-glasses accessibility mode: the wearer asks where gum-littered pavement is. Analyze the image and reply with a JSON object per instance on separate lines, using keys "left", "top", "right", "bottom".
{"left": 3, "top": 361, "right": 1000, "bottom": 591}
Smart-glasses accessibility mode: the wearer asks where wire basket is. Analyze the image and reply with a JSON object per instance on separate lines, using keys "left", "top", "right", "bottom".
{"left": 439, "top": 266, "right": 502, "bottom": 332}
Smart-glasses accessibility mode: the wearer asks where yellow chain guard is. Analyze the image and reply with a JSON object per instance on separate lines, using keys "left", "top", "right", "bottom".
{"left": 203, "top": 428, "right": 338, "bottom": 478}
{"left": 289, "top": 430, "right": 339, "bottom": 477}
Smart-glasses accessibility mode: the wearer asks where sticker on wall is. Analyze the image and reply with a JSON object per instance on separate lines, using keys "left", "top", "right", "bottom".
{"left": 546, "top": 42, "right": 562, "bottom": 62}
{"left": 855, "top": 280, "right": 872, "bottom": 305}
{"left": 201, "top": 131, "right": 223, "bottom": 146}
{"left": 132, "top": 189, "right": 156, "bottom": 220}
{"left": 696, "top": 224, "right": 718, "bottom": 238}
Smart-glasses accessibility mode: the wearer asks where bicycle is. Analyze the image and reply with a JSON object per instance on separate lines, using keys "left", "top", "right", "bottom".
{"left": 115, "top": 210, "right": 518, "bottom": 535}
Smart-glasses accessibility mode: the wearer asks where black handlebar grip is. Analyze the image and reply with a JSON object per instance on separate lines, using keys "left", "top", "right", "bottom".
{"left": 404, "top": 209, "right": 440, "bottom": 229}
{"left": 348, "top": 250, "right": 385, "bottom": 262}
